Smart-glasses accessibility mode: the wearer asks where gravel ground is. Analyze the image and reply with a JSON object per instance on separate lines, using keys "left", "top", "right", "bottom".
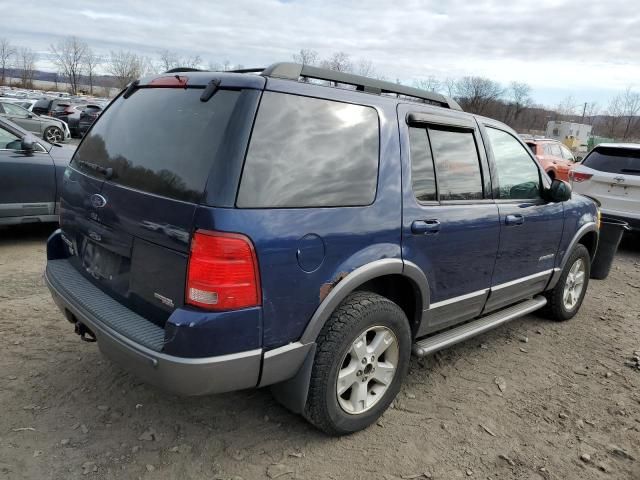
{"left": 0, "top": 224, "right": 639, "bottom": 480}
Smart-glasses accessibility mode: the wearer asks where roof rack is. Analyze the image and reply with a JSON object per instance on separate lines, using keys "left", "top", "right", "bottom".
{"left": 260, "top": 62, "right": 462, "bottom": 111}
{"left": 164, "top": 63, "right": 462, "bottom": 111}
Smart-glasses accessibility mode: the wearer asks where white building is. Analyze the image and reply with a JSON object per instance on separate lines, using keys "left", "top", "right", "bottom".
{"left": 545, "top": 121, "right": 592, "bottom": 149}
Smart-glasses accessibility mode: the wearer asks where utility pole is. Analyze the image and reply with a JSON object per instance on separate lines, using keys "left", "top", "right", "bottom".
{"left": 581, "top": 102, "right": 587, "bottom": 124}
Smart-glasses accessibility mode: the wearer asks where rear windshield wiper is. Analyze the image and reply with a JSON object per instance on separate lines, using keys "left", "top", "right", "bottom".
{"left": 76, "top": 160, "right": 113, "bottom": 180}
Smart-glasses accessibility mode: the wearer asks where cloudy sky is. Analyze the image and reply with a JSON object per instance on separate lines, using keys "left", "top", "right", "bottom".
{"left": 3, "top": 0, "right": 639, "bottom": 107}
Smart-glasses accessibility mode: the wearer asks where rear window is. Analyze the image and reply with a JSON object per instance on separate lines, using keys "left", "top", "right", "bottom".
{"left": 237, "top": 92, "right": 379, "bottom": 208}
{"left": 583, "top": 148, "right": 640, "bottom": 176}
{"left": 72, "top": 88, "right": 243, "bottom": 202}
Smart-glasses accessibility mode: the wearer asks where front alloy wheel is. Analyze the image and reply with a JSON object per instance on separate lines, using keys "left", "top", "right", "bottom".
{"left": 562, "top": 258, "right": 586, "bottom": 310}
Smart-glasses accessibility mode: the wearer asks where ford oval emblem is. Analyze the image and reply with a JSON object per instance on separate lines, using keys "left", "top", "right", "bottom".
{"left": 90, "top": 194, "right": 107, "bottom": 208}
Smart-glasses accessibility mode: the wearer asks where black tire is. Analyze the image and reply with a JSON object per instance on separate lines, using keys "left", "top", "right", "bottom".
{"left": 303, "top": 291, "right": 411, "bottom": 435}
{"left": 43, "top": 126, "right": 64, "bottom": 144}
{"left": 542, "top": 244, "right": 590, "bottom": 321}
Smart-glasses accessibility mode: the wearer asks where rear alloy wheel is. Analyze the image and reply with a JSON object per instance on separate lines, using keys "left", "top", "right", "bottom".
{"left": 44, "top": 126, "right": 64, "bottom": 143}
{"left": 336, "top": 325, "right": 399, "bottom": 415}
{"left": 303, "top": 291, "right": 411, "bottom": 435}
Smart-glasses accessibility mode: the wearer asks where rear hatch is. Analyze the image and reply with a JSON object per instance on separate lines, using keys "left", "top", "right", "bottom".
{"left": 60, "top": 74, "right": 264, "bottom": 326}
{"left": 577, "top": 146, "right": 640, "bottom": 215}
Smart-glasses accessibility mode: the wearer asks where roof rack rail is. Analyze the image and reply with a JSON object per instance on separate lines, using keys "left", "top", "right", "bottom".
{"left": 165, "top": 67, "right": 203, "bottom": 73}
{"left": 260, "top": 62, "right": 462, "bottom": 111}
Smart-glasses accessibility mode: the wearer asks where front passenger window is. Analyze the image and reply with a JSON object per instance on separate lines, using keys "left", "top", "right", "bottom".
{"left": 487, "top": 127, "right": 541, "bottom": 200}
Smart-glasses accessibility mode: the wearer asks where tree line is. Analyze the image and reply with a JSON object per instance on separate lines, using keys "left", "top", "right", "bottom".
{"left": 1, "top": 39, "right": 638, "bottom": 140}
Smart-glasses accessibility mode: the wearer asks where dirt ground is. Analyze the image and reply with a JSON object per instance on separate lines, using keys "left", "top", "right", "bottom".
{"left": 1, "top": 224, "right": 639, "bottom": 480}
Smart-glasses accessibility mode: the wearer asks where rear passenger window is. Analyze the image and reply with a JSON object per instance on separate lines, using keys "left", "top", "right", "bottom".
{"left": 429, "top": 129, "right": 483, "bottom": 201}
{"left": 408, "top": 127, "right": 437, "bottom": 202}
{"left": 486, "top": 127, "right": 541, "bottom": 199}
{"left": 237, "top": 92, "right": 379, "bottom": 208}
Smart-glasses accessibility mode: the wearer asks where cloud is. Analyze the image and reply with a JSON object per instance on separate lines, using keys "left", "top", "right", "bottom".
{"left": 3, "top": 0, "right": 639, "bottom": 105}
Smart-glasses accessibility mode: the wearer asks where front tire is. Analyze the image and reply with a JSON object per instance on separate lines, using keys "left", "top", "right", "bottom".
{"left": 303, "top": 291, "right": 411, "bottom": 435}
{"left": 542, "top": 244, "right": 590, "bottom": 321}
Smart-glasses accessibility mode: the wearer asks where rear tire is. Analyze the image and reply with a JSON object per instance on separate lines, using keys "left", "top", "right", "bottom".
{"left": 303, "top": 291, "right": 411, "bottom": 435}
{"left": 542, "top": 244, "right": 590, "bottom": 321}
{"left": 43, "top": 126, "right": 64, "bottom": 144}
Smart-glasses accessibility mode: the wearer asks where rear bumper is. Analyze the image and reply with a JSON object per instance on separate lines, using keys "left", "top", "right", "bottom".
{"left": 45, "top": 228, "right": 313, "bottom": 395}
{"left": 45, "top": 262, "right": 262, "bottom": 396}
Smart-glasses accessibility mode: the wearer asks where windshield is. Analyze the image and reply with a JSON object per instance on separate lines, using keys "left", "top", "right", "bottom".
{"left": 71, "top": 88, "right": 243, "bottom": 202}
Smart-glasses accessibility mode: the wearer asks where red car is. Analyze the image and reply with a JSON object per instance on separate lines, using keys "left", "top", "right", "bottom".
{"left": 525, "top": 138, "right": 577, "bottom": 182}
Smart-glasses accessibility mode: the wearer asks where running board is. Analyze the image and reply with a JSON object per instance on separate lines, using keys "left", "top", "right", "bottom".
{"left": 412, "top": 296, "right": 547, "bottom": 357}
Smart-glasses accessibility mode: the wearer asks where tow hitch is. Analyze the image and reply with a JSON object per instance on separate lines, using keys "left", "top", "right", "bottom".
{"left": 74, "top": 322, "right": 97, "bottom": 342}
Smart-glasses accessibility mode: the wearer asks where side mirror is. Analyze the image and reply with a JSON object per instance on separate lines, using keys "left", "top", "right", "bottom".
{"left": 26, "top": 113, "right": 33, "bottom": 118}
{"left": 21, "top": 138, "right": 35, "bottom": 155}
{"left": 575, "top": 155, "right": 583, "bottom": 162}
{"left": 545, "top": 179, "right": 572, "bottom": 202}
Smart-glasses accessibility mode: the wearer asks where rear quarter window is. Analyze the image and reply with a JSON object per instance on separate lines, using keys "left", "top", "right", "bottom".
{"left": 237, "top": 92, "right": 379, "bottom": 208}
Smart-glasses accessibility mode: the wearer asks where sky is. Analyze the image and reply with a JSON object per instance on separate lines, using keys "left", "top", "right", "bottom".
{"left": 2, "top": 0, "right": 639, "bottom": 108}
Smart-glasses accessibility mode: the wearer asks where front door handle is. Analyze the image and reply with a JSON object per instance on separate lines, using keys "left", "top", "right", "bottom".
{"left": 505, "top": 214, "right": 524, "bottom": 226}
{"left": 411, "top": 219, "right": 441, "bottom": 235}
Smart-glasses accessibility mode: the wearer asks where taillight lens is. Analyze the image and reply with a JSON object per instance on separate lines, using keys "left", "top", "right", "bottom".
{"left": 570, "top": 171, "right": 593, "bottom": 183}
{"left": 186, "top": 230, "right": 261, "bottom": 311}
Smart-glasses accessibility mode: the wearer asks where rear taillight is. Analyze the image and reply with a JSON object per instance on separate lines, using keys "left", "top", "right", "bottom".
{"left": 570, "top": 171, "right": 593, "bottom": 183}
{"left": 186, "top": 230, "right": 261, "bottom": 311}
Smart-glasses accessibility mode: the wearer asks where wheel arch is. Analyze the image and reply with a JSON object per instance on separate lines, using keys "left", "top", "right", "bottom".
{"left": 299, "top": 258, "right": 429, "bottom": 344}
{"left": 270, "top": 258, "right": 429, "bottom": 415}
{"left": 547, "top": 222, "right": 598, "bottom": 290}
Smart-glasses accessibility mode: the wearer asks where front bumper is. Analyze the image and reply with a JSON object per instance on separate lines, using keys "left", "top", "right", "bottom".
{"left": 45, "top": 259, "right": 262, "bottom": 395}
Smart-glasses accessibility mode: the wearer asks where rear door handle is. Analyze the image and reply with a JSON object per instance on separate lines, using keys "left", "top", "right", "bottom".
{"left": 411, "top": 219, "right": 441, "bottom": 235}
{"left": 505, "top": 214, "right": 524, "bottom": 226}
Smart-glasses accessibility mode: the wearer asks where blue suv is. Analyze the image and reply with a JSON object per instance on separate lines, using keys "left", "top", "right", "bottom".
{"left": 45, "top": 63, "right": 599, "bottom": 435}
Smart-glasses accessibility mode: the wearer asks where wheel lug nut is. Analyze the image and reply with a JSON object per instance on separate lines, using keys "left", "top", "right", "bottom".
{"left": 371, "top": 355, "right": 375, "bottom": 361}
{"left": 361, "top": 358, "right": 367, "bottom": 365}
{"left": 356, "top": 370, "right": 362, "bottom": 376}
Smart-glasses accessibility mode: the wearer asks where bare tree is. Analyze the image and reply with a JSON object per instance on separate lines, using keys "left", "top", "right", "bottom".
{"left": 321, "top": 52, "right": 353, "bottom": 73}
{"left": 503, "top": 81, "right": 532, "bottom": 125}
{"left": 83, "top": 48, "right": 101, "bottom": 95}
{"left": 453, "top": 76, "right": 504, "bottom": 115}
{"left": 355, "top": 59, "right": 376, "bottom": 78}
{"left": 604, "top": 95, "right": 624, "bottom": 138}
{"left": 50, "top": 36, "right": 89, "bottom": 95}
{"left": 582, "top": 101, "right": 599, "bottom": 124}
{"left": 443, "top": 77, "right": 456, "bottom": 98}
{"left": 17, "top": 47, "right": 37, "bottom": 88}
{"left": 556, "top": 95, "right": 578, "bottom": 120}
{"left": 158, "top": 49, "right": 203, "bottom": 71}
{"left": 292, "top": 49, "right": 319, "bottom": 66}
{"left": 621, "top": 87, "right": 640, "bottom": 140}
{"left": 107, "top": 50, "right": 152, "bottom": 89}
{"left": 0, "top": 38, "right": 15, "bottom": 86}
{"left": 413, "top": 76, "right": 441, "bottom": 93}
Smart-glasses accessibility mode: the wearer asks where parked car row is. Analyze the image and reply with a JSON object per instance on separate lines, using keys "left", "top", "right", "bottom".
{"left": 0, "top": 87, "right": 108, "bottom": 140}
{"left": 0, "top": 100, "right": 70, "bottom": 143}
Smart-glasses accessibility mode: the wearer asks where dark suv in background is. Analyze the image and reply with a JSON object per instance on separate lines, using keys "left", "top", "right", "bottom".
{"left": 45, "top": 63, "right": 599, "bottom": 435}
